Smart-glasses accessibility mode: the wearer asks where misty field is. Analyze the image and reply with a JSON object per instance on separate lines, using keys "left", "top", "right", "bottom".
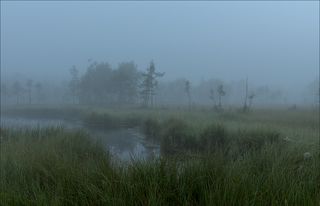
{"left": 0, "top": 106, "right": 319, "bottom": 205}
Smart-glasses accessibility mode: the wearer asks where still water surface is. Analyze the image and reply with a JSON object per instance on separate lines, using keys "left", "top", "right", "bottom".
{"left": 1, "top": 116, "right": 160, "bottom": 162}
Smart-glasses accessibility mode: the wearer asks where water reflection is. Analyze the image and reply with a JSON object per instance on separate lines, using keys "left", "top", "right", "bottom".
{"left": 1, "top": 116, "right": 160, "bottom": 162}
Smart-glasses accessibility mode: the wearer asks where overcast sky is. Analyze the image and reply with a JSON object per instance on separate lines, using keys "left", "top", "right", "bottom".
{"left": 1, "top": 1, "right": 319, "bottom": 90}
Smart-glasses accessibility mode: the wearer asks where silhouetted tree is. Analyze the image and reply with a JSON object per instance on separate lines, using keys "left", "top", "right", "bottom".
{"left": 185, "top": 80, "right": 191, "bottom": 108}
{"left": 26, "top": 79, "right": 33, "bottom": 104}
{"left": 114, "top": 62, "right": 140, "bottom": 104}
{"left": 79, "top": 62, "right": 113, "bottom": 105}
{"left": 307, "top": 79, "right": 320, "bottom": 107}
{"left": 34, "top": 82, "right": 45, "bottom": 103}
{"left": 217, "top": 84, "right": 226, "bottom": 108}
{"left": 243, "top": 77, "right": 249, "bottom": 111}
{"left": 139, "top": 61, "right": 164, "bottom": 107}
{"left": 69, "top": 65, "right": 80, "bottom": 104}
{"left": 248, "top": 92, "right": 256, "bottom": 109}
{"left": 1, "top": 83, "right": 9, "bottom": 105}
{"left": 318, "top": 87, "right": 320, "bottom": 106}
{"left": 79, "top": 61, "right": 140, "bottom": 105}
{"left": 242, "top": 77, "right": 256, "bottom": 111}
{"left": 12, "top": 81, "right": 24, "bottom": 105}
{"left": 209, "top": 88, "right": 217, "bottom": 109}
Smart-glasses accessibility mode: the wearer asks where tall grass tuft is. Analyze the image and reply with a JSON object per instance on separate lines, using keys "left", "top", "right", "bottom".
{"left": 0, "top": 127, "right": 112, "bottom": 205}
{"left": 199, "top": 124, "right": 228, "bottom": 151}
{"left": 160, "top": 118, "right": 196, "bottom": 155}
{"left": 234, "top": 129, "right": 282, "bottom": 153}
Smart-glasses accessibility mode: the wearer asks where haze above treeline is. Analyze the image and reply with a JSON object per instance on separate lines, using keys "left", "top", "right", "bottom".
{"left": 1, "top": 1, "right": 319, "bottom": 107}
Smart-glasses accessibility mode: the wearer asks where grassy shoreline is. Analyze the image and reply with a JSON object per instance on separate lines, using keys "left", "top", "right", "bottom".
{"left": 2, "top": 105, "right": 318, "bottom": 147}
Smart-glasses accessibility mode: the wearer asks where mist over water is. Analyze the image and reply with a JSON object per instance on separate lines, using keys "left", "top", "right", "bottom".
{"left": 1, "top": 115, "right": 160, "bottom": 161}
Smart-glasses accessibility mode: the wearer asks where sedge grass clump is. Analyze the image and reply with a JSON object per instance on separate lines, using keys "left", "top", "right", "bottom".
{"left": 0, "top": 127, "right": 113, "bottom": 205}
{"left": 199, "top": 124, "right": 229, "bottom": 151}
{"left": 234, "top": 129, "right": 282, "bottom": 153}
{"left": 160, "top": 118, "right": 196, "bottom": 155}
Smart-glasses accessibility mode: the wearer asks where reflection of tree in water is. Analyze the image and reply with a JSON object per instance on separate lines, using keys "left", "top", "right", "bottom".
{"left": 89, "top": 128, "right": 160, "bottom": 161}
{"left": 2, "top": 117, "right": 160, "bottom": 162}
{"left": 95, "top": 129, "right": 138, "bottom": 151}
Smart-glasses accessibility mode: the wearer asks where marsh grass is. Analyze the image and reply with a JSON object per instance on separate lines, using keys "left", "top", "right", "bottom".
{"left": 142, "top": 118, "right": 286, "bottom": 158}
{"left": 1, "top": 126, "right": 319, "bottom": 205}
{"left": 0, "top": 127, "right": 319, "bottom": 206}
{"left": 1, "top": 106, "right": 319, "bottom": 205}
{"left": 0, "top": 127, "right": 113, "bottom": 205}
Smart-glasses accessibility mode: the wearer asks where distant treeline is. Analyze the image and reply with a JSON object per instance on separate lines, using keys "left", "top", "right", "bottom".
{"left": 70, "top": 60, "right": 164, "bottom": 107}
{"left": 1, "top": 61, "right": 166, "bottom": 108}
{"left": 1, "top": 60, "right": 319, "bottom": 108}
{"left": 71, "top": 61, "right": 140, "bottom": 105}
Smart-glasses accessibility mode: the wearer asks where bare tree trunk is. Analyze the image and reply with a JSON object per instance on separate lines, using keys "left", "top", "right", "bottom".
{"left": 28, "top": 89, "right": 31, "bottom": 104}
{"left": 243, "top": 77, "right": 248, "bottom": 111}
{"left": 150, "top": 93, "right": 154, "bottom": 108}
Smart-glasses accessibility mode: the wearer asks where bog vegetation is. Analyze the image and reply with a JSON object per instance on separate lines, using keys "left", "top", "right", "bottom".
{"left": 1, "top": 106, "right": 319, "bottom": 205}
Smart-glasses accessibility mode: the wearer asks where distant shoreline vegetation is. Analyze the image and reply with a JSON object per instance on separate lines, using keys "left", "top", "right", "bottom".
{"left": 1, "top": 60, "right": 319, "bottom": 108}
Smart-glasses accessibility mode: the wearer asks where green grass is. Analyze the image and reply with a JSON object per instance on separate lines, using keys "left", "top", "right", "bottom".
{"left": 1, "top": 106, "right": 319, "bottom": 205}
{"left": 0, "top": 126, "right": 319, "bottom": 205}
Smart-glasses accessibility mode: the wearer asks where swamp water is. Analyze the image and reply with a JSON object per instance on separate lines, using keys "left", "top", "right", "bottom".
{"left": 1, "top": 116, "right": 160, "bottom": 162}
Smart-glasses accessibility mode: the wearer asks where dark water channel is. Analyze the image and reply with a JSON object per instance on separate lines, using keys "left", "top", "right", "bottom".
{"left": 1, "top": 116, "right": 160, "bottom": 162}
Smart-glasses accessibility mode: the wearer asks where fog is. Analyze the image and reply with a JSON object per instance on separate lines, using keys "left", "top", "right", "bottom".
{"left": 1, "top": 2, "right": 319, "bottom": 203}
{"left": 1, "top": 1, "right": 319, "bottom": 106}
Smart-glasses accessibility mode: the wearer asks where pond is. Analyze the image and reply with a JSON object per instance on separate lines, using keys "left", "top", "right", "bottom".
{"left": 1, "top": 116, "right": 160, "bottom": 162}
